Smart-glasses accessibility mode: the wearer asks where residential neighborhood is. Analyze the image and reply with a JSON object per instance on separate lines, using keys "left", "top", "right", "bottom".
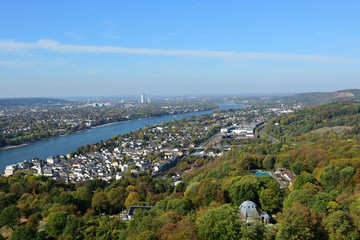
{"left": 3, "top": 107, "right": 270, "bottom": 183}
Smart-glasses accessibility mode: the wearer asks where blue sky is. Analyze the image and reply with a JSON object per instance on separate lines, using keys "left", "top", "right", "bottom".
{"left": 1, "top": 1, "right": 360, "bottom": 97}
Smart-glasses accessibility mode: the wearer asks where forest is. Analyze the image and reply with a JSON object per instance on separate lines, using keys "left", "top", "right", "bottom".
{"left": 1, "top": 101, "right": 360, "bottom": 239}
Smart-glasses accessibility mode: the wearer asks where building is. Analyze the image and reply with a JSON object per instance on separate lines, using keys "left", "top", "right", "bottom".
{"left": 140, "top": 93, "right": 146, "bottom": 104}
{"left": 275, "top": 168, "right": 297, "bottom": 186}
{"left": 4, "top": 164, "right": 18, "bottom": 177}
{"left": 239, "top": 200, "right": 271, "bottom": 225}
{"left": 122, "top": 206, "right": 153, "bottom": 221}
{"left": 46, "top": 156, "right": 60, "bottom": 165}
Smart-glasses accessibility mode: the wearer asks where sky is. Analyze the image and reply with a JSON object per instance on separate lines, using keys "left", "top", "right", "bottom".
{"left": 1, "top": 1, "right": 360, "bottom": 98}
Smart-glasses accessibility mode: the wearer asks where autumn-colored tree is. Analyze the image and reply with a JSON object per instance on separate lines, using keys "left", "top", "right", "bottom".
{"left": 277, "top": 209, "right": 313, "bottom": 239}
{"left": 158, "top": 219, "right": 198, "bottom": 240}
{"left": 91, "top": 192, "right": 109, "bottom": 214}
{"left": 125, "top": 192, "right": 142, "bottom": 209}
{"left": 323, "top": 210, "right": 359, "bottom": 240}
{"left": 184, "top": 179, "right": 222, "bottom": 207}
{"left": 259, "top": 188, "right": 281, "bottom": 213}
{"left": 106, "top": 186, "right": 128, "bottom": 213}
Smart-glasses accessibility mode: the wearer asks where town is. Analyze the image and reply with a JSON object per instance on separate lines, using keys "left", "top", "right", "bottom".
{"left": 4, "top": 107, "right": 268, "bottom": 182}
{"left": 0, "top": 96, "right": 218, "bottom": 149}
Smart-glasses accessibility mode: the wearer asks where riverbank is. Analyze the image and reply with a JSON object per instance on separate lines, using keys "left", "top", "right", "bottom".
{"left": 0, "top": 143, "right": 30, "bottom": 150}
{"left": 90, "top": 119, "right": 134, "bottom": 129}
{"left": 0, "top": 108, "right": 218, "bottom": 151}
{"left": 0, "top": 104, "right": 244, "bottom": 171}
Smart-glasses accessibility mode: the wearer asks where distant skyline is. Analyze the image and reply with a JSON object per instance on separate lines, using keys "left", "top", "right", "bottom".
{"left": 1, "top": 1, "right": 360, "bottom": 97}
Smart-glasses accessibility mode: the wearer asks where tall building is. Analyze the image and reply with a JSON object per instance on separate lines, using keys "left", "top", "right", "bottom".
{"left": 147, "top": 97, "right": 151, "bottom": 103}
{"left": 140, "top": 93, "right": 145, "bottom": 104}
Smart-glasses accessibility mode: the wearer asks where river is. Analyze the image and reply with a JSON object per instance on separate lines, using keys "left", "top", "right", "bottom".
{"left": 0, "top": 104, "right": 244, "bottom": 171}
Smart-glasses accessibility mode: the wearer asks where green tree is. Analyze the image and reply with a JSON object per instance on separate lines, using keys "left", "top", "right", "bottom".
{"left": 135, "top": 230, "right": 157, "bottom": 240}
{"left": 26, "top": 213, "right": 40, "bottom": 229}
{"left": 293, "top": 173, "right": 317, "bottom": 190}
{"left": 284, "top": 183, "right": 319, "bottom": 208}
{"left": 276, "top": 206, "right": 314, "bottom": 240}
{"left": 46, "top": 211, "right": 68, "bottom": 236}
{"left": 0, "top": 205, "right": 20, "bottom": 229}
{"left": 63, "top": 214, "right": 79, "bottom": 236}
{"left": 228, "top": 175, "right": 259, "bottom": 205}
{"left": 291, "top": 162, "right": 305, "bottom": 175}
{"left": 96, "top": 217, "right": 127, "bottom": 239}
{"left": 323, "top": 211, "right": 358, "bottom": 240}
{"left": 339, "top": 166, "right": 355, "bottom": 188}
{"left": 174, "top": 182, "right": 186, "bottom": 193}
{"left": 312, "top": 192, "right": 334, "bottom": 212}
{"left": 91, "top": 192, "right": 109, "bottom": 215}
{"left": 196, "top": 204, "right": 241, "bottom": 240}
{"left": 320, "top": 166, "right": 340, "bottom": 191}
{"left": 72, "top": 186, "right": 92, "bottom": 212}
{"left": 106, "top": 186, "right": 128, "bottom": 214}
{"left": 166, "top": 198, "right": 193, "bottom": 216}
{"left": 263, "top": 155, "right": 275, "bottom": 169}
{"left": 259, "top": 188, "right": 280, "bottom": 213}
{"left": 10, "top": 226, "right": 36, "bottom": 240}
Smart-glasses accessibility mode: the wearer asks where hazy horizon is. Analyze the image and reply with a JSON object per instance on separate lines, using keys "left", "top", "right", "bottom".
{"left": 1, "top": 1, "right": 360, "bottom": 97}
{"left": 1, "top": 89, "right": 349, "bottom": 100}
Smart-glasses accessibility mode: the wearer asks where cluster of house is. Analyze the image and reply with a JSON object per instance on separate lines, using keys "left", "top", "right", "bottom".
{"left": 3, "top": 109, "right": 267, "bottom": 183}
{"left": 4, "top": 148, "right": 182, "bottom": 182}
{"left": 2, "top": 115, "right": 217, "bottom": 180}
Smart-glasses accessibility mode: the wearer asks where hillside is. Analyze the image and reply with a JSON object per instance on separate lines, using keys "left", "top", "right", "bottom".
{"left": 264, "top": 100, "right": 360, "bottom": 140}
{"left": 276, "top": 89, "right": 360, "bottom": 106}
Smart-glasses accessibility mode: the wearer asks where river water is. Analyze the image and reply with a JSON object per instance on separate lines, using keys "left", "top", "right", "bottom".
{"left": 0, "top": 104, "right": 243, "bottom": 171}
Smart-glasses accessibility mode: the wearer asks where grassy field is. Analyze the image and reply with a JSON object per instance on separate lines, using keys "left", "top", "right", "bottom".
{"left": 311, "top": 126, "right": 352, "bottom": 134}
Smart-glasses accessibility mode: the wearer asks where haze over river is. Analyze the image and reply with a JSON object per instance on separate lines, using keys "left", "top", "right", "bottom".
{"left": 0, "top": 104, "right": 243, "bottom": 171}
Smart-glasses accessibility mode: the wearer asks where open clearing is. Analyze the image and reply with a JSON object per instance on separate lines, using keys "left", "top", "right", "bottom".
{"left": 311, "top": 126, "right": 352, "bottom": 134}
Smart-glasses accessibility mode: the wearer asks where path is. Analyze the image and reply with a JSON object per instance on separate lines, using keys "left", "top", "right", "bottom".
{"left": 259, "top": 127, "right": 280, "bottom": 143}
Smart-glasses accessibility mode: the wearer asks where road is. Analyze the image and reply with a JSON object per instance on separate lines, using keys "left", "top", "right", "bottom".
{"left": 259, "top": 128, "right": 280, "bottom": 143}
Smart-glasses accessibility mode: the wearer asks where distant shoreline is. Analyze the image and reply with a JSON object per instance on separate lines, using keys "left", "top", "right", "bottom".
{"left": 90, "top": 119, "right": 134, "bottom": 129}
{"left": 0, "top": 120, "right": 135, "bottom": 151}
{"left": 0, "top": 108, "right": 219, "bottom": 151}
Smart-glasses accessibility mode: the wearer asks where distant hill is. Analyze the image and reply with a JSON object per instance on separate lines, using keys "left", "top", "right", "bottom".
{"left": 278, "top": 89, "right": 360, "bottom": 106}
{"left": 0, "top": 98, "right": 71, "bottom": 107}
{"left": 264, "top": 100, "right": 360, "bottom": 140}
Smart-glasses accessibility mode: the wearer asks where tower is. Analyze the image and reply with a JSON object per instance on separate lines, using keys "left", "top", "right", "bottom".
{"left": 140, "top": 93, "right": 145, "bottom": 104}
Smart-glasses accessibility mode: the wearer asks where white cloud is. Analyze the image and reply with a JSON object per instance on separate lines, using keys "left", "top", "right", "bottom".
{"left": 0, "top": 39, "right": 360, "bottom": 64}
